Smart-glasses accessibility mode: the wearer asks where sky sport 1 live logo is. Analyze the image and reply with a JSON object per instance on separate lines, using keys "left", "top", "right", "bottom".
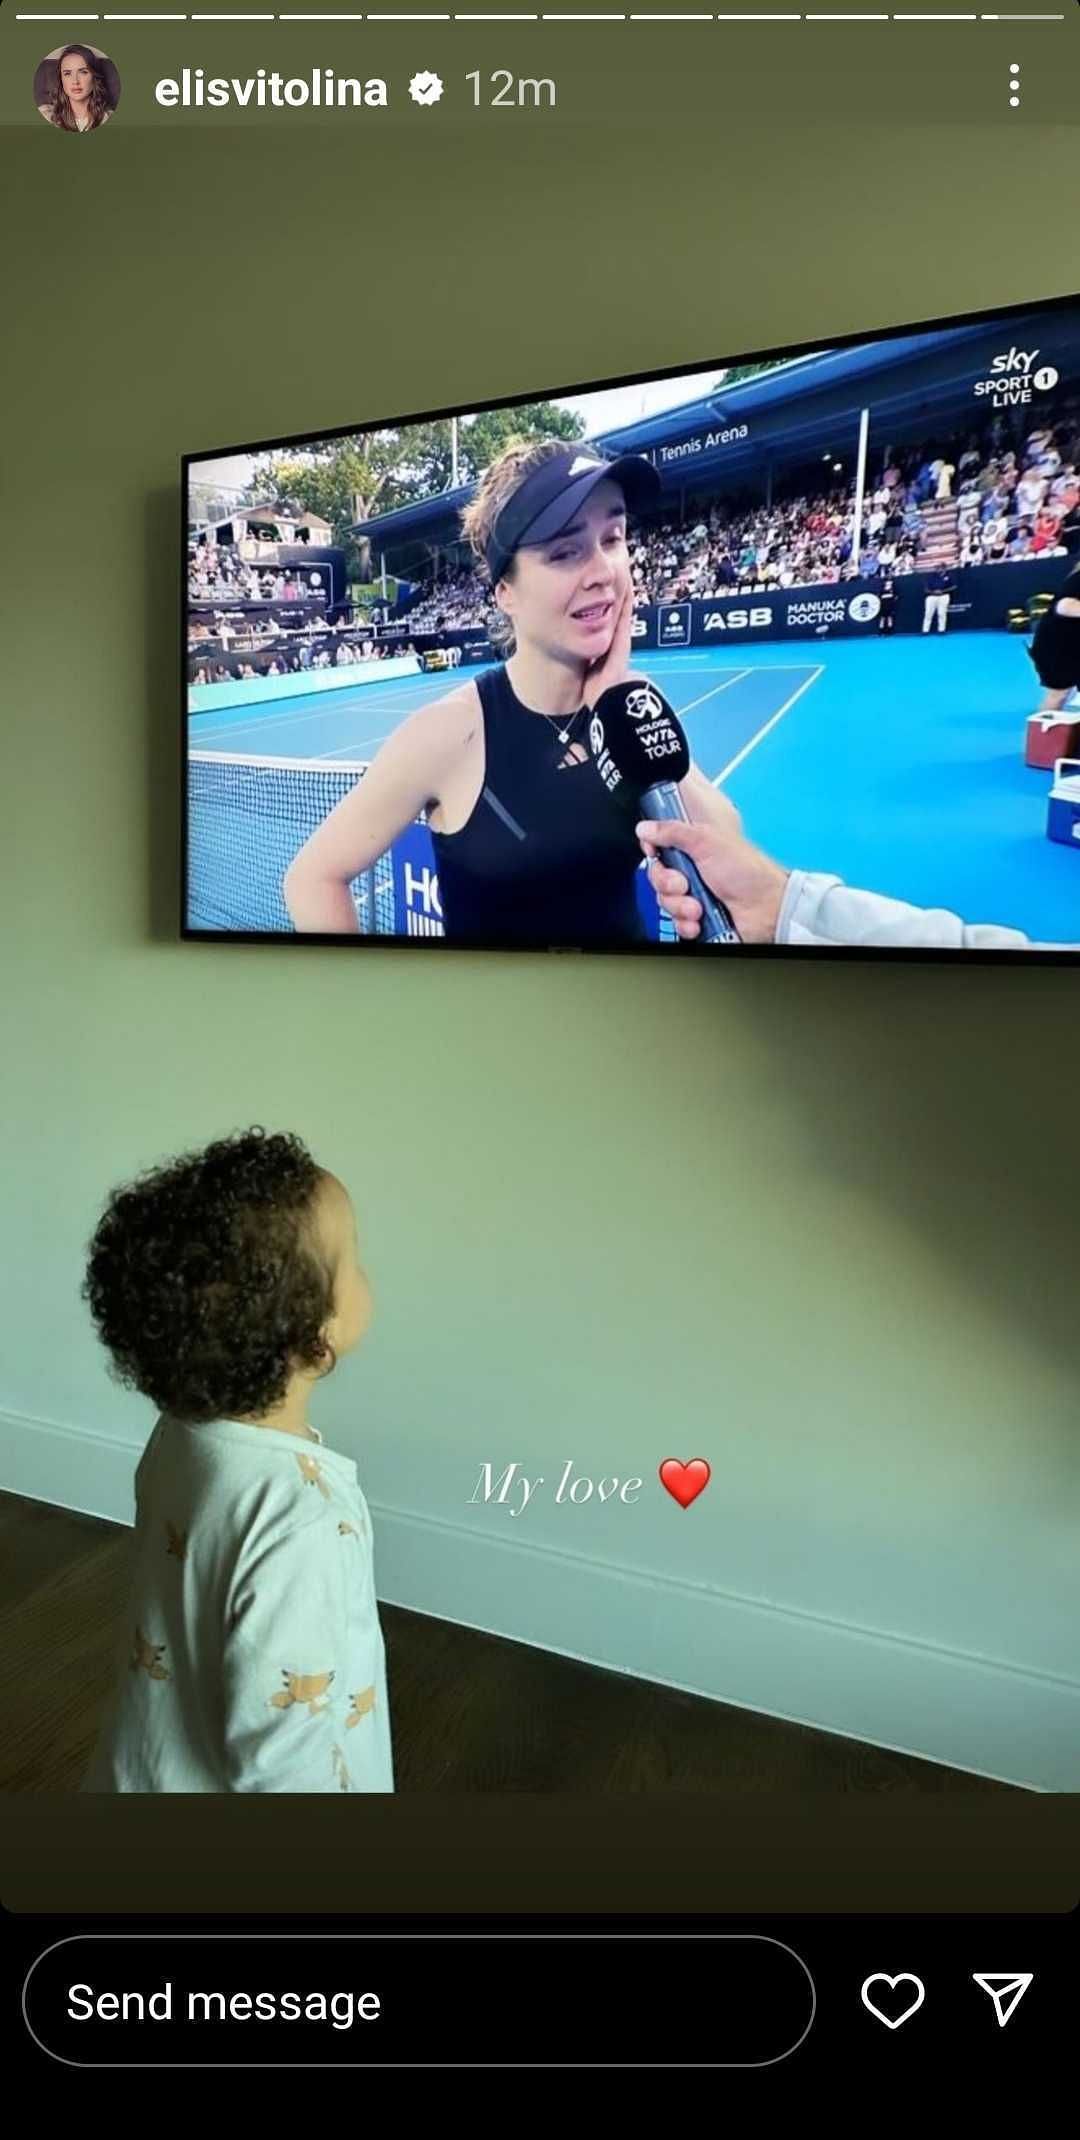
{"left": 973, "top": 346, "right": 1060, "bottom": 408}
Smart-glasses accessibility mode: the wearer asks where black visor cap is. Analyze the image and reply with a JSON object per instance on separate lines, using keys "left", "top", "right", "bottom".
{"left": 485, "top": 449, "right": 661, "bottom": 585}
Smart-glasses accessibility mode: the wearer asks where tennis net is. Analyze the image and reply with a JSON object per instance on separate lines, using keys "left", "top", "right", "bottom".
{"left": 187, "top": 752, "right": 395, "bottom": 934}
{"left": 187, "top": 750, "right": 669, "bottom": 944}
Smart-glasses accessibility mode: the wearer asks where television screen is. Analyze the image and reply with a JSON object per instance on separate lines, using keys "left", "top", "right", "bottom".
{"left": 182, "top": 290, "right": 1080, "bottom": 958}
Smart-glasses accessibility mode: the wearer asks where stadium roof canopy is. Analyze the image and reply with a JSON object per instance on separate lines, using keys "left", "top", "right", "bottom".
{"left": 353, "top": 304, "right": 1080, "bottom": 563}
{"left": 196, "top": 505, "right": 335, "bottom": 539}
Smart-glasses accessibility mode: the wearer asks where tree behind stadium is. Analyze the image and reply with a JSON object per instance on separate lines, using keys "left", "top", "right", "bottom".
{"left": 246, "top": 403, "right": 586, "bottom": 581}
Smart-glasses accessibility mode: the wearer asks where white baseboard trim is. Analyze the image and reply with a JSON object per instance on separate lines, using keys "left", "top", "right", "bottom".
{"left": 4, "top": 1408, "right": 1075, "bottom": 1790}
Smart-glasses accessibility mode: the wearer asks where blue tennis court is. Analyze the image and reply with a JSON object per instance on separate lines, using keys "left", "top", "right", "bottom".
{"left": 188, "top": 635, "right": 1078, "bottom": 942}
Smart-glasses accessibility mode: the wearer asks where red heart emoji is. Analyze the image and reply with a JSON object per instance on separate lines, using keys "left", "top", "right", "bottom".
{"left": 659, "top": 1458, "right": 711, "bottom": 1509}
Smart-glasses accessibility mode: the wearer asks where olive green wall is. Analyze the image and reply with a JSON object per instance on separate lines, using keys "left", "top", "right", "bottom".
{"left": 3, "top": 18, "right": 1078, "bottom": 1787}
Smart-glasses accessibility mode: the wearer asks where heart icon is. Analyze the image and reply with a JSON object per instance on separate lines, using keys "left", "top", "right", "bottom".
{"left": 860, "top": 1974, "right": 925, "bottom": 2030}
{"left": 659, "top": 1458, "right": 710, "bottom": 1509}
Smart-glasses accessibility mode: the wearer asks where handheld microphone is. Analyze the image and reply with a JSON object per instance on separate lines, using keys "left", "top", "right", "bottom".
{"left": 586, "top": 680, "right": 741, "bottom": 944}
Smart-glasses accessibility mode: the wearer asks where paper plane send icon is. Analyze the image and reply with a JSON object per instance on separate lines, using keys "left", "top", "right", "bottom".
{"left": 972, "top": 1974, "right": 1034, "bottom": 2028}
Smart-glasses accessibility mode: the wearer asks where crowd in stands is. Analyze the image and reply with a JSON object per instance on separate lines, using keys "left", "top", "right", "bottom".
{"left": 400, "top": 569, "right": 494, "bottom": 634}
{"left": 189, "top": 632, "right": 412, "bottom": 688}
{"left": 187, "top": 540, "right": 329, "bottom": 606}
{"left": 189, "top": 614, "right": 361, "bottom": 650}
{"left": 188, "top": 406, "right": 1080, "bottom": 683}
{"left": 631, "top": 409, "right": 1080, "bottom": 602}
{"left": 389, "top": 403, "right": 1080, "bottom": 630}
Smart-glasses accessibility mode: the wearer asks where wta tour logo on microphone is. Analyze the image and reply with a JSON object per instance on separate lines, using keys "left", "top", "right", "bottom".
{"left": 626, "top": 683, "right": 664, "bottom": 722}
{"left": 588, "top": 682, "right": 687, "bottom": 800}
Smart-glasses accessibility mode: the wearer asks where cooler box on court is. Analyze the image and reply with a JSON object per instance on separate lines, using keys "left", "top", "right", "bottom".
{"left": 1025, "top": 714, "right": 1080, "bottom": 769}
{"left": 1047, "top": 759, "right": 1080, "bottom": 848}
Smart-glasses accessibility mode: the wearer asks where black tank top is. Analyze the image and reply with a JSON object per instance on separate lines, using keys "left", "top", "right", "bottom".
{"left": 428, "top": 664, "right": 648, "bottom": 947}
{"left": 1031, "top": 569, "right": 1080, "bottom": 679}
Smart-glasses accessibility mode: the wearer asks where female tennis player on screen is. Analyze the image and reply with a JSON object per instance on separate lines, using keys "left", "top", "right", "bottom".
{"left": 282, "top": 439, "right": 729, "bottom": 946}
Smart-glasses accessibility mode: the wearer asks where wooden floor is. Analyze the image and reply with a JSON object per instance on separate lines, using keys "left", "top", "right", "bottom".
{"left": 0, "top": 1490, "right": 1015, "bottom": 1794}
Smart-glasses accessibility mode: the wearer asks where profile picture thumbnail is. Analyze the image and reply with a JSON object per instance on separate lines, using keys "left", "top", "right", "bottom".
{"left": 35, "top": 44, "right": 121, "bottom": 133}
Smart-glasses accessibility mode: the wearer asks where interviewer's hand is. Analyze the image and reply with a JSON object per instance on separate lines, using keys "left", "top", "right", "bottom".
{"left": 637, "top": 797, "right": 791, "bottom": 944}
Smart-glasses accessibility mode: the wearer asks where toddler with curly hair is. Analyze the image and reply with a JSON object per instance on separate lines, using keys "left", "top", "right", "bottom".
{"left": 79, "top": 1127, "right": 393, "bottom": 1793}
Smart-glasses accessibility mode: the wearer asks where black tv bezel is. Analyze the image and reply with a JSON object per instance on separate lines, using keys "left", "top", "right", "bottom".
{"left": 180, "top": 284, "right": 1080, "bottom": 966}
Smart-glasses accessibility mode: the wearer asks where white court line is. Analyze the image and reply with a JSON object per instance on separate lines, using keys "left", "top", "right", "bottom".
{"left": 315, "top": 673, "right": 748, "bottom": 764}
{"left": 192, "top": 676, "right": 444, "bottom": 753}
{"left": 200, "top": 674, "right": 746, "bottom": 767}
{"left": 187, "top": 665, "right": 431, "bottom": 744}
{"left": 649, "top": 659, "right": 830, "bottom": 668}
{"left": 192, "top": 701, "right": 363, "bottom": 746}
{"left": 672, "top": 669, "right": 752, "bottom": 717}
{"left": 712, "top": 665, "right": 824, "bottom": 784}
{"left": 192, "top": 704, "right": 405, "bottom": 749}
{"left": 314, "top": 693, "right": 446, "bottom": 750}
{"left": 315, "top": 734, "right": 390, "bottom": 760}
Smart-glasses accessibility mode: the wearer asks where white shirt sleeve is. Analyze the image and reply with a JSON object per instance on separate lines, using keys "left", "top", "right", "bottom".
{"left": 222, "top": 1512, "right": 350, "bottom": 1793}
{"left": 775, "top": 869, "right": 1071, "bottom": 951}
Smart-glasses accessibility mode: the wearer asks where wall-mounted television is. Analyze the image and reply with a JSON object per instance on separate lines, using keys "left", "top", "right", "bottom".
{"left": 182, "top": 289, "right": 1080, "bottom": 959}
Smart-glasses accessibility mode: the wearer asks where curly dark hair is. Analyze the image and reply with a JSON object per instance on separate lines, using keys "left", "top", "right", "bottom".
{"left": 81, "top": 1127, "right": 338, "bottom": 1426}
{"left": 47, "top": 45, "right": 115, "bottom": 131}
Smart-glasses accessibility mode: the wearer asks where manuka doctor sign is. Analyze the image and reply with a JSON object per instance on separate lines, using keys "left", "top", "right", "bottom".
{"left": 785, "top": 594, "right": 854, "bottom": 630}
